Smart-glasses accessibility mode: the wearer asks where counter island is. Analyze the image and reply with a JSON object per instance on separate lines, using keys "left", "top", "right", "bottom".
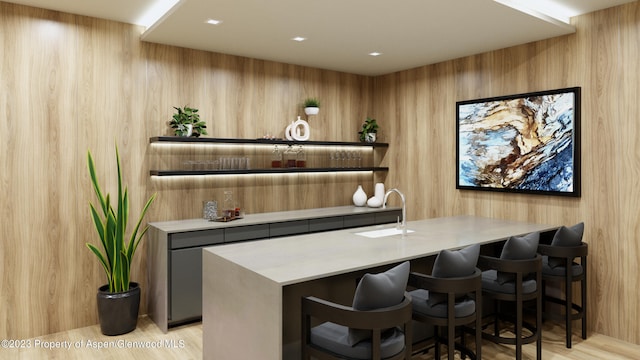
{"left": 202, "top": 215, "right": 557, "bottom": 359}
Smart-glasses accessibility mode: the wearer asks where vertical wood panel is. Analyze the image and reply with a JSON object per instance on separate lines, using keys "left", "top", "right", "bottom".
{"left": 2, "top": 0, "right": 640, "bottom": 346}
{"left": 374, "top": 2, "right": 640, "bottom": 345}
{"left": 0, "top": 3, "right": 80, "bottom": 338}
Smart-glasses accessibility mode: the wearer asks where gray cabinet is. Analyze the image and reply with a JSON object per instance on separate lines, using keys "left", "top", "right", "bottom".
{"left": 170, "top": 247, "right": 203, "bottom": 322}
{"left": 153, "top": 207, "right": 403, "bottom": 330}
{"left": 168, "top": 229, "right": 223, "bottom": 323}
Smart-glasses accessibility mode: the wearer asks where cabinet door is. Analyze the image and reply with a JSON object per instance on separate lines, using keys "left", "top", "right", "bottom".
{"left": 170, "top": 247, "right": 203, "bottom": 323}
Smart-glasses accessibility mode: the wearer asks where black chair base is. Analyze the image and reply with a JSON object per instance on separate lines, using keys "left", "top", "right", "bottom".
{"left": 538, "top": 241, "right": 588, "bottom": 349}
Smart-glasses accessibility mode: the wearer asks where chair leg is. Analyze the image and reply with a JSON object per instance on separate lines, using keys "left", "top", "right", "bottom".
{"left": 434, "top": 326, "right": 441, "bottom": 360}
{"left": 494, "top": 301, "right": 500, "bottom": 336}
{"left": 476, "top": 308, "right": 482, "bottom": 360}
{"left": 581, "top": 276, "right": 587, "bottom": 340}
{"left": 448, "top": 323, "right": 455, "bottom": 360}
{"left": 516, "top": 296, "right": 523, "bottom": 360}
{"left": 537, "top": 286, "right": 542, "bottom": 360}
{"left": 461, "top": 327, "right": 466, "bottom": 360}
{"left": 566, "top": 274, "right": 573, "bottom": 348}
{"left": 541, "top": 279, "right": 547, "bottom": 321}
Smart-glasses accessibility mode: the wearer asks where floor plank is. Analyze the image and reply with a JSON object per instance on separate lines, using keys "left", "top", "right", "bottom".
{"left": 6, "top": 316, "right": 640, "bottom": 359}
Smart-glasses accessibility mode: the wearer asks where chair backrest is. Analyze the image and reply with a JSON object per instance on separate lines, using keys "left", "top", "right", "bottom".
{"left": 538, "top": 242, "right": 588, "bottom": 260}
{"left": 301, "top": 293, "right": 413, "bottom": 360}
{"left": 478, "top": 254, "right": 543, "bottom": 300}
{"left": 408, "top": 268, "right": 482, "bottom": 322}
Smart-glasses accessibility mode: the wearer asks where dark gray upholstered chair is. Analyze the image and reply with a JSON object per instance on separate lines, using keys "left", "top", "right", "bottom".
{"left": 478, "top": 232, "right": 542, "bottom": 360}
{"left": 537, "top": 222, "right": 587, "bottom": 348}
{"left": 301, "top": 261, "right": 412, "bottom": 360}
{"left": 408, "top": 244, "right": 482, "bottom": 360}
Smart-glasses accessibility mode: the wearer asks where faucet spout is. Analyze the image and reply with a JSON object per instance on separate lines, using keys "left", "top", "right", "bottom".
{"left": 383, "top": 188, "right": 406, "bottom": 235}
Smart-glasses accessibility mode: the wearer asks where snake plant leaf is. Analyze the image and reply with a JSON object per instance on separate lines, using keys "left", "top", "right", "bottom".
{"left": 86, "top": 144, "right": 156, "bottom": 293}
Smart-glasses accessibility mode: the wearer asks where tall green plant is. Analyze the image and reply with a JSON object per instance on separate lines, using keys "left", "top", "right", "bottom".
{"left": 86, "top": 145, "right": 157, "bottom": 293}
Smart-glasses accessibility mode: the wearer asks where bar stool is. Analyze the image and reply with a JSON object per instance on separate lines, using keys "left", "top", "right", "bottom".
{"left": 301, "top": 261, "right": 412, "bottom": 360}
{"left": 478, "top": 232, "right": 542, "bottom": 360}
{"left": 537, "top": 222, "right": 587, "bottom": 348}
{"left": 407, "top": 244, "right": 482, "bottom": 360}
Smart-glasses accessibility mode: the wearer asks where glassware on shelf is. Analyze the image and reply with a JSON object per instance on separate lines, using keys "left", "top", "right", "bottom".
{"left": 296, "top": 145, "right": 306, "bottom": 168}
{"left": 271, "top": 145, "right": 283, "bottom": 168}
{"left": 285, "top": 145, "right": 297, "bottom": 168}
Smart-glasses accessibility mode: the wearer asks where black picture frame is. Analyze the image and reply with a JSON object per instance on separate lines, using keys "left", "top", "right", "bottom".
{"left": 456, "top": 87, "right": 581, "bottom": 197}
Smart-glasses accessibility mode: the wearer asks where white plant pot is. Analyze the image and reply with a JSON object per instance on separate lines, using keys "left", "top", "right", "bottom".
{"left": 364, "top": 133, "right": 376, "bottom": 143}
{"left": 304, "top": 107, "right": 319, "bottom": 116}
{"left": 181, "top": 124, "right": 193, "bottom": 137}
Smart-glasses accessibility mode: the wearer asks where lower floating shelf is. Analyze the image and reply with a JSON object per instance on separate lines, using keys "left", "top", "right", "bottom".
{"left": 150, "top": 167, "right": 389, "bottom": 176}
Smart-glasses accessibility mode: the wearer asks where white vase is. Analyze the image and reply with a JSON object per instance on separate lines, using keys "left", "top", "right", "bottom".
{"left": 284, "top": 116, "right": 310, "bottom": 141}
{"left": 352, "top": 185, "right": 367, "bottom": 207}
{"left": 374, "top": 183, "right": 385, "bottom": 202}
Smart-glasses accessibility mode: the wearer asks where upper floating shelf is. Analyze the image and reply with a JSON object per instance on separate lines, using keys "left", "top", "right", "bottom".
{"left": 149, "top": 136, "right": 389, "bottom": 148}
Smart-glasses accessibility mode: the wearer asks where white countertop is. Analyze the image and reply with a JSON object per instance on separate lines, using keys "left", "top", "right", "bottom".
{"left": 149, "top": 205, "right": 401, "bottom": 233}
{"left": 204, "top": 215, "right": 557, "bottom": 286}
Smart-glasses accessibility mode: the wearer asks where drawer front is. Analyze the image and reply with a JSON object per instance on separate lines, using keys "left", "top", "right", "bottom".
{"left": 170, "top": 229, "right": 224, "bottom": 249}
{"left": 375, "top": 210, "right": 403, "bottom": 225}
{"left": 270, "top": 220, "right": 309, "bottom": 238}
{"left": 343, "top": 214, "right": 376, "bottom": 228}
{"left": 309, "top": 216, "right": 344, "bottom": 232}
{"left": 224, "top": 224, "right": 270, "bottom": 243}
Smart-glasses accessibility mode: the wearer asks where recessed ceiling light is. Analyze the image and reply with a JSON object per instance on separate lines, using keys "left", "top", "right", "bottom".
{"left": 206, "top": 19, "right": 222, "bottom": 25}
{"left": 368, "top": 52, "right": 382, "bottom": 57}
{"left": 292, "top": 37, "right": 306, "bottom": 42}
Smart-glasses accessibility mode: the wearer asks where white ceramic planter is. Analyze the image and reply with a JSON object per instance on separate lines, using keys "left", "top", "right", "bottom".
{"left": 304, "top": 107, "right": 319, "bottom": 116}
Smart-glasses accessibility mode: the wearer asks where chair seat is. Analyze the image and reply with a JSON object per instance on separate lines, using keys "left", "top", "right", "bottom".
{"left": 409, "top": 289, "right": 475, "bottom": 318}
{"left": 542, "top": 256, "right": 583, "bottom": 277}
{"left": 310, "top": 322, "right": 405, "bottom": 360}
{"left": 482, "top": 269, "right": 537, "bottom": 294}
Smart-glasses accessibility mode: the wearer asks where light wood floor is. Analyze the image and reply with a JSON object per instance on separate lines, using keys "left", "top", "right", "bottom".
{"left": 7, "top": 316, "right": 640, "bottom": 359}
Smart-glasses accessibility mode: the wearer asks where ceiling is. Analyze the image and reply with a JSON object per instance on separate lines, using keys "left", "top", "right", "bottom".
{"left": 4, "top": 0, "right": 637, "bottom": 76}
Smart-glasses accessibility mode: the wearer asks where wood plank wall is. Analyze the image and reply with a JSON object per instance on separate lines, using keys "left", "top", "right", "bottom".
{"left": 374, "top": 2, "right": 640, "bottom": 345}
{"left": 1, "top": 0, "right": 639, "bottom": 346}
{"left": 0, "top": 2, "right": 374, "bottom": 339}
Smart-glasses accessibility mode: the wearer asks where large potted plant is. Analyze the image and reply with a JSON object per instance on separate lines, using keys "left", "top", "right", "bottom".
{"left": 169, "top": 106, "right": 208, "bottom": 137}
{"left": 86, "top": 144, "right": 156, "bottom": 335}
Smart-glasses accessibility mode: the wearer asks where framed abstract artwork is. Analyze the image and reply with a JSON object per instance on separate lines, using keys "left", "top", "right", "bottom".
{"left": 456, "top": 87, "right": 581, "bottom": 197}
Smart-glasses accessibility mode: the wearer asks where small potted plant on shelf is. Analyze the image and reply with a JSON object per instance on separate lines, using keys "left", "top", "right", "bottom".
{"left": 86, "top": 144, "right": 156, "bottom": 335}
{"left": 359, "top": 117, "right": 379, "bottom": 142}
{"left": 303, "top": 98, "right": 320, "bottom": 116}
{"left": 170, "top": 106, "right": 208, "bottom": 137}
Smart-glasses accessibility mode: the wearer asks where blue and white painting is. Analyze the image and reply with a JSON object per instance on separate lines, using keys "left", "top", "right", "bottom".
{"left": 457, "top": 90, "right": 578, "bottom": 195}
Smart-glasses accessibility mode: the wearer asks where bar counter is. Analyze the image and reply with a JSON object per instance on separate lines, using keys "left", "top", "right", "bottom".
{"left": 202, "top": 215, "right": 557, "bottom": 359}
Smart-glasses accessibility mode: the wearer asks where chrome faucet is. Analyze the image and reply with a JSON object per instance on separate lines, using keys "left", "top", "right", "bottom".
{"left": 383, "top": 188, "right": 406, "bottom": 235}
